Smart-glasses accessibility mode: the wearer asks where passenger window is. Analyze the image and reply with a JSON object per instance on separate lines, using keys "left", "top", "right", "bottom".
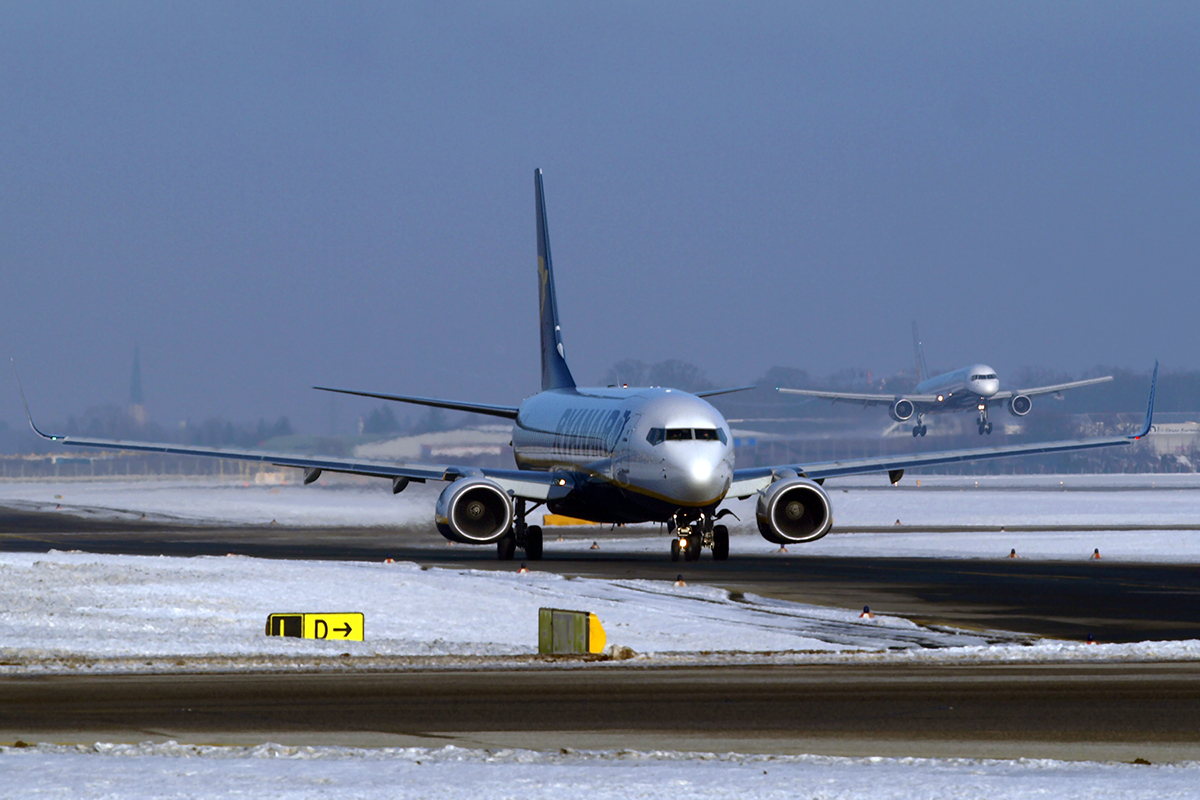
{"left": 665, "top": 428, "right": 692, "bottom": 441}
{"left": 694, "top": 429, "right": 719, "bottom": 441}
{"left": 646, "top": 428, "right": 665, "bottom": 446}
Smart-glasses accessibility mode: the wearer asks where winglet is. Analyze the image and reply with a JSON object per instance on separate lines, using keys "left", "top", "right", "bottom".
{"left": 11, "top": 360, "right": 60, "bottom": 441}
{"left": 1129, "top": 360, "right": 1158, "bottom": 440}
{"left": 535, "top": 169, "right": 576, "bottom": 391}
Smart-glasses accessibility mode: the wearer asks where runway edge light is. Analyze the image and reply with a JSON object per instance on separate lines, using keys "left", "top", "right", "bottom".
{"left": 266, "top": 613, "right": 364, "bottom": 641}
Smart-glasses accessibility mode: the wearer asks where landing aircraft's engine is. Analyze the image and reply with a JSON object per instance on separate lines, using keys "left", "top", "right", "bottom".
{"left": 756, "top": 476, "right": 833, "bottom": 544}
{"left": 435, "top": 478, "right": 513, "bottom": 544}
{"left": 1007, "top": 394, "right": 1033, "bottom": 417}
{"left": 889, "top": 398, "right": 915, "bottom": 422}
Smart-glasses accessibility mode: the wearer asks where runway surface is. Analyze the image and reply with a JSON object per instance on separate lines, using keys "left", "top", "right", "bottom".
{"left": 4, "top": 663, "right": 1200, "bottom": 761}
{"left": 3, "top": 506, "right": 1199, "bottom": 642}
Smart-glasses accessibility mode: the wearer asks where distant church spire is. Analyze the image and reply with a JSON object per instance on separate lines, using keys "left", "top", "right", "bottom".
{"left": 130, "top": 347, "right": 144, "bottom": 405}
{"left": 129, "top": 347, "right": 147, "bottom": 426}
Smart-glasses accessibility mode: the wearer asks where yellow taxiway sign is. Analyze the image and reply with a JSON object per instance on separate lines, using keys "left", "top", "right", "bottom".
{"left": 266, "top": 612, "right": 364, "bottom": 641}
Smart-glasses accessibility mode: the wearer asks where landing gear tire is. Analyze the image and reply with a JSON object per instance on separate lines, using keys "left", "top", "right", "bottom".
{"left": 670, "top": 538, "right": 681, "bottom": 562}
{"left": 497, "top": 535, "right": 516, "bottom": 561}
{"left": 912, "top": 423, "right": 927, "bottom": 437}
{"left": 685, "top": 534, "right": 702, "bottom": 562}
{"left": 712, "top": 525, "right": 729, "bottom": 561}
{"left": 523, "top": 525, "right": 543, "bottom": 561}
{"left": 986, "top": 422, "right": 993, "bottom": 435}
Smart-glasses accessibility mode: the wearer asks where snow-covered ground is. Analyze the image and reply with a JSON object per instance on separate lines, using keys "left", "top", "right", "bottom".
{"left": 0, "top": 549, "right": 1014, "bottom": 673}
{"left": 1, "top": 742, "right": 1197, "bottom": 800}
{"left": 3, "top": 549, "right": 1200, "bottom": 674}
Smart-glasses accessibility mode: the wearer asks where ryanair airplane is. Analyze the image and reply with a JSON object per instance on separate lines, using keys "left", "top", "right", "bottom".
{"left": 20, "top": 170, "right": 1157, "bottom": 564}
{"left": 778, "top": 323, "right": 1114, "bottom": 437}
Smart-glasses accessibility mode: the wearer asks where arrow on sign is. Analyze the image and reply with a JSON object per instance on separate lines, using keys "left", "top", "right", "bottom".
{"left": 334, "top": 622, "right": 353, "bottom": 637}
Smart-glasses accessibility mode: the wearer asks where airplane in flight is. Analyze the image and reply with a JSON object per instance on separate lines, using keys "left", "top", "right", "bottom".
{"left": 18, "top": 170, "right": 1156, "bottom": 563}
{"left": 777, "top": 323, "right": 1114, "bottom": 437}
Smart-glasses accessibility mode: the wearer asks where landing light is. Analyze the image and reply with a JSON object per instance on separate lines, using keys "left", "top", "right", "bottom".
{"left": 937, "top": 395, "right": 944, "bottom": 402}
{"left": 977, "top": 404, "right": 985, "bottom": 411}
{"left": 678, "top": 537, "right": 688, "bottom": 549}
{"left": 558, "top": 479, "right": 566, "bottom": 486}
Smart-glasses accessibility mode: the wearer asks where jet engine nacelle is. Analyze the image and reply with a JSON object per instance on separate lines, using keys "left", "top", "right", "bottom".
{"left": 435, "top": 478, "right": 513, "bottom": 544}
{"left": 889, "top": 398, "right": 915, "bottom": 422}
{"left": 756, "top": 476, "right": 833, "bottom": 544}
{"left": 1007, "top": 394, "right": 1032, "bottom": 417}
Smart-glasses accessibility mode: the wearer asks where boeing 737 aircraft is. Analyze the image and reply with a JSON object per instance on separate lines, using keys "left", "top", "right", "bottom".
{"left": 19, "top": 171, "right": 1156, "bottom": 563}
{"left": 778, "top": 323, "right": 1114, "bottom": 437}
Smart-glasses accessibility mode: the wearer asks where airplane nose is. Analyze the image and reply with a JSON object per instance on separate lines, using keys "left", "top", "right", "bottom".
{"left": 676, "top": 454, "right": 732, "bottom": 503}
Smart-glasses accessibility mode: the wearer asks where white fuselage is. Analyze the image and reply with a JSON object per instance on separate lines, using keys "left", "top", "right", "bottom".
{"left": 510, "top": 387, "right": 734, "bottom": 523}
{"left": 913, "top": 363, "right": 1001, "bottom": 411}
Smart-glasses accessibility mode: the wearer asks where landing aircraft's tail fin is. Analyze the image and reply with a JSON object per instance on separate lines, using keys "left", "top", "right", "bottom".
{"left": 911, "top": 321, "right": 929, "bottom": 384}
{"left": 535, "top": 169, "right": 576, "bottom": 392}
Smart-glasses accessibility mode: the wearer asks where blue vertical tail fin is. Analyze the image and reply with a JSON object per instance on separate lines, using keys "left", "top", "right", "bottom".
{"left": 535, "top": 169, "right": 577, "bottom": 391}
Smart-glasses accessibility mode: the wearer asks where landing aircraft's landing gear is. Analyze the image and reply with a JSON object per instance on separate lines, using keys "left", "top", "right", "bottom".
{"left": 911, "top": 415, "right": 927, "bottom": 437}
{"left": 503, "top": 498, "right": 545, "bottom": 561}
{"left": 977, "top": 409, "right": 993, "bottom": 435}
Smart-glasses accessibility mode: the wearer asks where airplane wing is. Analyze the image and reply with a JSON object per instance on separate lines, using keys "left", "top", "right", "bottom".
{"left": 313, "top": 386, "right": 520, "bottom": 419}
{"left": 15, "top": 386, "right": 566, "bottom": 502}
{"left": 990, "top": 375, "right": 1114, "bottom": 401}
{"left": 732, "top": 365, "right": 1155, "bottom": 498}
{"left": 775, "top": 387, "right": 939, "bottom": 406}
{"left": 694, "top": 385, "right": 757, "bottom": 399}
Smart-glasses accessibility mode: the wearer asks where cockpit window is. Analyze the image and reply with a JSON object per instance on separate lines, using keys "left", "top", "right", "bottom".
{"left": 971, "top": 373, "right": 998, "bottom": 381}
{"left": 648, "top": 427, "right": 727, "bottom": 445}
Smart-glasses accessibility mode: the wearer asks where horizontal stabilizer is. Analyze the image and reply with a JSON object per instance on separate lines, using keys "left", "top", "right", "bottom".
{"left": 313, "top": 386, "right": 520, "bottom": 420}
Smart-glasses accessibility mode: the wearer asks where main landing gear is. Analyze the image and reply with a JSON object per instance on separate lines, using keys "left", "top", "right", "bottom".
{"left": 668, "top": 512, "right": 729, "bottom": 562}
{"left": 911, "top": 416, "right": 927, "bottom": 437}
{"left": 977, "top": 409, "right": 993, "bottom": 435}
{"left": 497, "top": 498, "right": 544, "bottom": 561}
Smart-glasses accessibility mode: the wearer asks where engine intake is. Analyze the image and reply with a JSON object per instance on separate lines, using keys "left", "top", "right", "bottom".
{"left": 435, "top": 478, "right": 513, "bottom": 544}
{"left": 756, "top": 476, "right": 833, "bottom": 544}
{"left": 889, "top": 398, "right": 915, "bottom": 422}
{"left": 1007, "top": 394, "right": 1032, "bottom": 416}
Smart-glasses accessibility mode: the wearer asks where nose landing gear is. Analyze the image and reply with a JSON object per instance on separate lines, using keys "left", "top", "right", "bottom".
{"left": 977, "top": 409, "right": 993, "bottom": 435}
{"left": 667, "top": 512, "right": 730, "bottom": 562}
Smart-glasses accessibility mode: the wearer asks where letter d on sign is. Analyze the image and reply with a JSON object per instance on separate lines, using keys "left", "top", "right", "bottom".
{"left": 314, "top": 619, "right": 328, "bottom": 639}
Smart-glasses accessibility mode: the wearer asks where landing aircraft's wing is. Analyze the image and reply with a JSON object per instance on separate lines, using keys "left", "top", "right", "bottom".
{"left": 775, "top": 387, "right": 939, "bottom": 406}
{"left": 990, "top": 375, "right": 1114, "bottom": 401}
{"left": 15, "top": 385, "right": 565, "bottom": 502}
{"left": 732, "top": 365, "right": 1156, "bottom": 498}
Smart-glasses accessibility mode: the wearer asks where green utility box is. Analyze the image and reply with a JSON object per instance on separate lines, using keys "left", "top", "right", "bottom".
{"left": 538, "top": 607, "right": 606, "bottom": 654}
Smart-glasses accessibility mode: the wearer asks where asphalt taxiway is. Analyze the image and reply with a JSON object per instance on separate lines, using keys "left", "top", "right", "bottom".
{"left": 4, "top": 664, "right": 1200, "bottom": 761}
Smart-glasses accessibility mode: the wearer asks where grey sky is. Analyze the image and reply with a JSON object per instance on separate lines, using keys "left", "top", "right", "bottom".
{"left": 1, "top": 2, "right": 1196, "bottom": 433}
